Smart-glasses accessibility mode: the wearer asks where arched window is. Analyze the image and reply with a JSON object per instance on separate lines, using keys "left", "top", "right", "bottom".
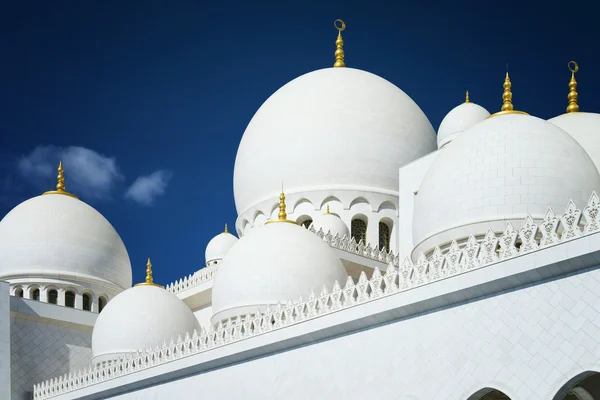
{"left": 82, "top": 293, "right": 91, "bottom": 311}
{"left": 14, "top": 288, "right": 23, "bottom": 298}
{"left": 554, "top": 371, "right": 600, "bottom": 400}
{"left": 379, "top": 222, "right": 390, "bottom": 251}
{"left": 351, "top": 219, "right": 367, "bottom": 243}
{"left": 98, "top": 296, "right": 107, "bottom": 312}
{"left": 32, "top": 288, "right": 40, "bottom": 301}
{"left": 65, "top": 291, "right": 75, "bottom": 308}
{"left": 48, "top": 289, "right": 58, "bottom": 304}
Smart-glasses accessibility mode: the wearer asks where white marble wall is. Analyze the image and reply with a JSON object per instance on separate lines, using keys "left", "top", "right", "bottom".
{"left": 11, "top": 300, "right": 94, "bottom": 400}
{"left": 0, "top": 281, "right": 11, "bottom": 400}
{"left": 104, "top": 266, "right": 600, "bottom": 400}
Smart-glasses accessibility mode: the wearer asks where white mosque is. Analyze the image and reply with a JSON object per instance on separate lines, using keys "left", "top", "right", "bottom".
{"left": 2, "top": 20, "right": 600, "bottom": 400}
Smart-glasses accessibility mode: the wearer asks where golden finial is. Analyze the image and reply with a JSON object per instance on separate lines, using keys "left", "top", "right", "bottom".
{"left": 325, "top": 205, "right": 331, "bottom": 214}
{"left": 266, "top": 187, "right": 298, "bottom": 225}
{"left": 488, "top": 71, "right": 529, "bottom": 118}
{"left": 135, "top": 257, "right": 163, "bottom": 288}
{"left": 566, "top": 61, "right": 580, "bottom": 113}
{"left": 224, "top": 223, "right": 229, "bottom": 233}
{"left": 465, "top": 90, "right": 471, "bottom": 103}
{"left": 42, "top": 161, "right": 79, "bottom": 199}
{"left": 333, "top": 19, "right": 346, "bottom": 68}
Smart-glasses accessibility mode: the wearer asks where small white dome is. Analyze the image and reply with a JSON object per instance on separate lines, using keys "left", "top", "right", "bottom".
{"left": 437, "top": 100, "right": 490, "bottom": 148}
{"left": 413, "top": 113, "right": 600, "bottom": 255}
{"left": 0, "top": 194, "right": 131, "bottom": 289}
{"left": 205, "top": 227, "right": 238, "bottom": 264}
{"left": 211, "top": 221, "right": 348, "bottom": 324}
{"left": 548, "top": 112, "right": 600, "bottom": 172}
{"left": 92, "top": 283, "right": 200, "bottom": 363}
{"left": 233, "top": 67, "right": 436, "bottom": 215}
{"left": 310, "top": 210, "right": 349, "bottom": 238}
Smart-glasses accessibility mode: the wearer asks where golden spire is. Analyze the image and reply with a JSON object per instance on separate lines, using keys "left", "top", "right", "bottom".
{"left": 224, "top": 223, "right": 229, "bottom": 233}
{"left": 566, "top": 61, "right": 580, "bottom": 113}
{"left": 333, "top": 19, "right": 346, "bottom": 68}
{"left": 266, "top": 187, "right": 298, "bottom": 225}
{"left": 488, "top": 71, "right": 529, "bottom": 118}
{"left": 465, "top": 90, "right": 471, "bottom": 103}
{"left": 325, "top": 205, "right": 331, "bottom": 214}
{"left": 135, "top": 257, "right": 163, "bottom": 288}
{"left": 42, "top": 161, "right": 79, "bottom": 199}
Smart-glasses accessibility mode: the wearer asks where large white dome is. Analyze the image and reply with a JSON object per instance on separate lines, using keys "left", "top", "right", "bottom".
{"left": 0, "top": 194, "right": 132, "bottom": 289}
{"left": 211, "top": 221, "right": 348, "bottom": 324}
{"left": 548, "top": 112, "right": 600, "bottom": 173}
{"left": 437, "top": 100, "right": 490, "bottom": 148}
{"left": 92, "top": 283, "right": 200, "bottom": 364}
{"left": 233, "top": 67, "right": 436, "bottom": 214}
{"left": 413, "top": 113, "right": 600, "bottom": 256}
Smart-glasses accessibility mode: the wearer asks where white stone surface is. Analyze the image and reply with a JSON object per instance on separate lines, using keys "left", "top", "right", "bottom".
{"left": 51, "top": 255, "right": 600, "bottom": 400}
{"left": 413, "top": 113, "right": 600, "bottom": 255}
{"left": 0, "top": 282, "right": 10, "bottom": 400}
{"left": 398, "top": 151, "right": 439, "bottom": 260}
{"left": 549, "top": 112, "right": 600, "bottom": 173}
{"left": 233, "top": 67, "right": 436, "bottom": 216}
{"left": 10, "top": 297, "right": 94, "bottom": 400}
{"left": 205, "top": 231, "right": 238, "bottom": 265}
{"left": 437, "top": 101, "right": 490, "bottom": 148}
{"left": 0, "top": 194, "right": 132, "bottom": 290}
{"left": 211, "top": 221, "right": 348, "bottom": 324}
{"left": 92, "top": 285, "right": 200, "bottom": 364}
{"left": 192, "top": 305, "right": 213, "bottom": 329}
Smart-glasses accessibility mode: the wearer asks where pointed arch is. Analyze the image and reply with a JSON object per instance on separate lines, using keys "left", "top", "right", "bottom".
{"left": 320, "top": 195, "right": 342, "bottom": 210}
{"left": 292, "top": 198, "right": 313, "bottom": 215}
{"left": 349, "top": 196, "right": 370, "bottom": 209}
{"left": 377, "top": 200, "right": 397, "bottom": 212}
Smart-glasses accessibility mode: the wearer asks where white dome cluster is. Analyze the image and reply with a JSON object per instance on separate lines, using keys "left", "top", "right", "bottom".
{"left": 205, "top": 225, "right": 238, "bottom": 265}
{"left": 309, "top": 207, "right": 349, "bottom": 238}
{"left": 211, "top": 194, "right": 348, "bottom": 324}
{"left": 413, "top": 113, "right": 600, "bottom": 255}
{"left": 0, "top": 189, "right": 132, "bottom": 290}
{"left": 233, "top": 67, "right": 437, "bottom": 216}
{"left": 437, "top": 93, "right": 490, "bottom": 148}
{"left": 92, "top": 260, "right": 199, "bottom": 364}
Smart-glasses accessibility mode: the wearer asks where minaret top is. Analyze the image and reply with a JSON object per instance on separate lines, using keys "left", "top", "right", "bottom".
{"left": 42, "top": 161, "right": 79, "bottom": 199}
{"left": 333, "top": 19, "right": 346, "bottom": 68}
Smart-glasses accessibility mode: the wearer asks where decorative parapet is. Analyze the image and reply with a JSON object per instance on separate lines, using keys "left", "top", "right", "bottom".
{"left": 35, "top": 193, "right": 600, "bottom": 399}
{"left": 166, "top": 229, "right": 399, "bottom": 295}
{"left": 307, "top": 226, "right": 400, "bottom": 267}
{"left": 165, "top": 264, "right": 218, "bottom": 294}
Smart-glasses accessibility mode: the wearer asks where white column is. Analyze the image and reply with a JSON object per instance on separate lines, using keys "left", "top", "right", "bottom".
{"left": 74, "top": 293, "right": 83, "bottom": 309}
{"left": 57, "top": 288, "right": 65, "bottom": 306}
{"left": 91, "top": 296, "right": 99, "bottom": 313}
{"left": 39, "top": 288, "right": 47, "bottom": 303}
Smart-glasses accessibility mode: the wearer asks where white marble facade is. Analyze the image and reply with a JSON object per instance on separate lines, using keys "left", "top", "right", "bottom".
{"left": 4, "top": 21, "right": 600, "bottom": 400}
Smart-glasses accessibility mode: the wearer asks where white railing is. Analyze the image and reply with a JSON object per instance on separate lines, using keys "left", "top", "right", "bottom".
{"left": 165, "top": 264, "right": 218, "bottom": 294}
{"left": 33, "top": 193, "right": 600, "bottom": 399}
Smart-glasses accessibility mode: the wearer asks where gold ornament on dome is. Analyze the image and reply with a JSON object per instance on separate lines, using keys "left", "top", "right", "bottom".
{"left": 333, "top": 19, "right": 346, "bottom": 68}
{"left": 566, "top": 61, "right": 580, "bottom": 113}
{"left": 42, "top": 161, "right": 79, "bottom": 199}
{"left": 465, "top": 90, "right": 471, "bottom": 103}
{"left": 135, "top": 257, "right": 164, "bottom": 288}
{"left": 488, "top": 71, "right": 529, "bottom": 118}
{"left": 265, "top": 187, "right": 298, "bottom": 225}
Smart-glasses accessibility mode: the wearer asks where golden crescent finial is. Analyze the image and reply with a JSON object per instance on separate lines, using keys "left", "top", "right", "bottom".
{"left": 224, "top": 223, "right": 229, "bottom": 233}
{"left": 42, "top": 161, "right": 79, "bottom": 199}
{"left": 325, "top": 205, "right": 331, "bottom": 214}
{"left": 465, "top": 90, "right": 470, "bottom": 103}
{"left": 566, "top": 60, "right": 580, "bottom": 113}
{"left": 568, "top": 61, "right": 579, "bottom": 73}
{"left": 333, "top": 19, "right": 346, "bottom": 68}
{"left": 135, "top": 257, "right": 163, "bottom": 287}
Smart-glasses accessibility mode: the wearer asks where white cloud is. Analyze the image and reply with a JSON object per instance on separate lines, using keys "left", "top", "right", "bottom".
{"left": 18, "top": 146, "right": 123, "bottom": 200}
{"left": 125, "top": 170, "right": 173, "bottom": 206}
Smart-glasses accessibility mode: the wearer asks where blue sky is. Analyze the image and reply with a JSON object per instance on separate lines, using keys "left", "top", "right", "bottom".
{"left": 1, "top": 0, "right": 599, "bottom": 286}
